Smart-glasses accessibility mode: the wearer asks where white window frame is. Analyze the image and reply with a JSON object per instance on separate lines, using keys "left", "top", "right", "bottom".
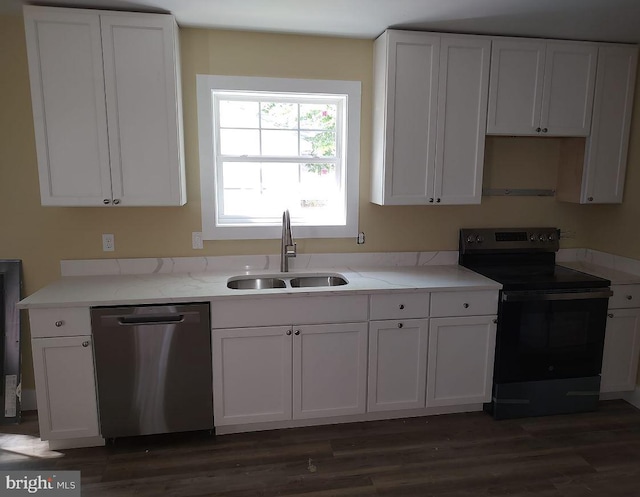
{"left": 196, "top": 75, "right": 361, "bottom": 240}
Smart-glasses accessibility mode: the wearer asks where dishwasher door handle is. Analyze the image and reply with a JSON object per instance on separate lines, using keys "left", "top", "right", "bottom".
{"left": 117, "top": 314, "right": 185, "bottom": 326}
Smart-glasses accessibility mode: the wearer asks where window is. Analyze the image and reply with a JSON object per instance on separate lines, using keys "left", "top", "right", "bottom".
{"left": 197, "top": 75, "right": 361, "bottom": 240}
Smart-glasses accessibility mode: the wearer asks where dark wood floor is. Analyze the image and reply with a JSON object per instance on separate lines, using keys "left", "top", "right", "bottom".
{"left": 2, "top": 401, "right": 640, "bottom": 496}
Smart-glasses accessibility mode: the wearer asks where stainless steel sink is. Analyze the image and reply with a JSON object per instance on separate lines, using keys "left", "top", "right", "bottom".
{"left": 289, "top": 275, "right": 348, "bottom": 288}
{"left": 227, "top": 277, "right": 286, "bottom": 290}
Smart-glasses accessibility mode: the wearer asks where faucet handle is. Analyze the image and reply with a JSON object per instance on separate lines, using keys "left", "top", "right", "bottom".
{"left": 286, "top": 242, "right": 297, "bottom": 257}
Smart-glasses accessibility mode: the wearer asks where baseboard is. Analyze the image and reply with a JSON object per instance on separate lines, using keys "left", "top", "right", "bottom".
{"left": 624, "top": 387, "right": 640, "bottom": 410}
{"left": 20, "top": 388, "right": 37, "bottom": 411}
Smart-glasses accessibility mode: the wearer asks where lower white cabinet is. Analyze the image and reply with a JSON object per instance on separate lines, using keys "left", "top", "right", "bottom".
{"left": 212, "top": 322, "right": 368, "bottom": 426}
{"left": 600, "top": 308, "right": 640, "bottom": 393}
{"left": 31, "top": 336, "right": 100, "bottom": 440}
{"left": 426, "top": 316, "right": 497, "bottom": 407}
{"left": 368, "top": 319, "right": 429, "bottom": 411}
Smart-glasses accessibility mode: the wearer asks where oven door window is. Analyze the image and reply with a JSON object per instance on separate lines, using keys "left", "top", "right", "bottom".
{"left": 494, "top": 298, "right": 608, "bottom": 383}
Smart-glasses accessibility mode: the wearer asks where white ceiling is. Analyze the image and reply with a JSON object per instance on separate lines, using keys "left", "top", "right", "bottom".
{"left": 4, "top": 0, "right": 640, "bottom": 43}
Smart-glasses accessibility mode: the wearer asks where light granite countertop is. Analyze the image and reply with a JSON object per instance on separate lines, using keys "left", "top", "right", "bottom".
{"left": 18, "top": 265, "right": 501, "bottom": 309}
{"left": 559, "top": 261, "right": 640, "bottom": 285}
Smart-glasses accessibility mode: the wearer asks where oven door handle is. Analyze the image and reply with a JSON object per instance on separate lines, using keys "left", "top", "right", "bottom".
{"left": 502, "top": 290, "right": 613, "bottom": 302}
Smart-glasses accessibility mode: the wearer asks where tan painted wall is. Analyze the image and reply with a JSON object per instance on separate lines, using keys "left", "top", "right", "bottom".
{"left": 0, "top": 15, "right": 635, "bottom": 390}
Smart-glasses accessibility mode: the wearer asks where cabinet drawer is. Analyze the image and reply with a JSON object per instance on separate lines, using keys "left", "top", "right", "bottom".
{"left": 369, "top": 293, "right": 430, "bottom": 320}
{"left": 430, "top": 291, "right": 498, "bottom": 317}
{"left": 29, "top": 308, "right": 91, "bottom": 338}
{"left": 609, "top": 285, "right": 640, "bottom": 309}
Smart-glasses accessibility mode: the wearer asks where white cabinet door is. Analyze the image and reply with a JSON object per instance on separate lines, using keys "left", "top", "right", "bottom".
{"left": 101, "top": 13, "right": 185, "bottom": 206}
{"left": 582, "top": 45, "right": 638, "bottom": 204}
{"left": 212, "top": 326, "right": 292, "bottom": 426}
{"left": 426, "top": 316, "right": 497, "bottom": 407}
{"left": 23, "top": 7, "right": 112, "bottom": 206}
{"left": 486, "top": 39, "right": 545, "bottom": 135}
{"left": 540, "top": 42, "right": 597, "bottom": 136}
{"left": 600, "top": 309, "right": 640, "bottom": 393}
{"left": 368, "top": 319, "right": 428, "bottom": 412}
{"left": 434, "top": 36, "right": 490, "bottom": 205}
{"left": 487, "top": 39, "right": 597, "bottom": 137}
{"left": 293, "top": 323, "right": 368, "bottom": 419}
{"left": 31, "top": 336, "right": 100, "bottom": 440}
{"left": 371, "top": 30, "right": 440, "bottom": 205}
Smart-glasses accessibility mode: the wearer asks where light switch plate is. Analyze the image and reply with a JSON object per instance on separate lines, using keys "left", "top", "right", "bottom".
{"left": 192, "top": 232, "right": 203, "bottom": 250}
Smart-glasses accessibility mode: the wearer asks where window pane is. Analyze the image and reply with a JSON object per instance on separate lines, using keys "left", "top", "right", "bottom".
{"left": 300, "top": 103, "right": 337, "bottom": 130}
{"left": 260, "top": 102, "right": 298, "bottom": 129}
{"left": 261, "top": 130, "right": 299, "bottom": 156}
{"left": 222, "top": 162, "right": 260, "bottom": 189}
{"left": 300, "top": 131, "right": 336, "bottom": 157}
{"left": 222, "top": 189, "right": 262, "bottom": 217}
{"left": 219, "top": 100, "right": 259, "bottom": 128}
{"left": 220, "top": 129, "right": 260, "bottom": 155}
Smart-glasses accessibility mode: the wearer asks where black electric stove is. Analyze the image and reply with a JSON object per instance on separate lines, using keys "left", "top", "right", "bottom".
{"left": 459, "top": 228, "right": 612, "bottom": 419}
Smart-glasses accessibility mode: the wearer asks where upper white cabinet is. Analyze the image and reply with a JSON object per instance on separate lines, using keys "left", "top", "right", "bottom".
{"left": 23, "top": 6, "right": 186, "bottom": 206}
{"left": 558, "top": 45, "right": 638, "bottom": 204}
{"left": 371, "top": 30, "right": 490, "bottom": 205}
{"left": 487, "top": 39, "right": 597, "bottom": 136}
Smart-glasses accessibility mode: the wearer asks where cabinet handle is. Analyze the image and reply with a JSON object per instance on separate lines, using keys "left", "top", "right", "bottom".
{"left": 429, "top": 198, "right": 434, "bottom": 203}
{"left": 463, "top": 303, "right": 469, "bottom": 309}
{"left": 55, "top": 320, "right": 64, "bottom": 327}
{"left": 294, "top": 330, "right": 300, "bottom": 336}
{"left": 397, "top": 322, "right": 403, "bottom": 328}
{"left": 542, "top": 128, "right": 548, "bottom": 133}
{"left": 436, "top": 198, "right": 441, "bottom": 203}
{"left": 608, "top": 313, "right": 614, "bottom": 318}
{"left": 103, "top": 199, "right": 111, "bottom": 205}
{"left": 399, "top": 304, "right": 404, "bottom": 310}
{"left": 82, "top": 340, "right": 90, "bottom": 347}
{"left": 588, "top": 197, "right": 594, "bottom": 202}
{"left": 493, "top": 318, "right": 498, "bottom": 324}
{"left": 536, "top": 127, "right": 541, "bottom": 133}
{"left": 113, "top": 199, "right": 120, "bottom": 205}
{"left": 626, "top": 295, "right": 633, "bottom": 300}
{"left": 286, "top": 330, "right": 292, "bottom": 336}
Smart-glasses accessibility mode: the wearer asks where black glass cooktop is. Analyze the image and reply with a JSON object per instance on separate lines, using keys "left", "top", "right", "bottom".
{"left": 464, "top": 263, "right": 611, "bottom": 291}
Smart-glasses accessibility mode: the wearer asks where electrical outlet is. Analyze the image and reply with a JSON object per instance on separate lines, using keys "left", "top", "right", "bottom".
{"left": 192, "top": 232, "right": 203, "bottom": 250}
{"left": 102, "top": 234, "right": 115, "bottom": 252}
{"left": 357, "top": 232, "right": 365, "bottom": 245}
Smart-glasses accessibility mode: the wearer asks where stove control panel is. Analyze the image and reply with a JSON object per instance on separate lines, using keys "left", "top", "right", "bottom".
{"left": 459, "top": 228, "right": 560, "bottom": 253}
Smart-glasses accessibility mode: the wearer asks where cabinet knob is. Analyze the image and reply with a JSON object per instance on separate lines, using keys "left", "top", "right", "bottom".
{"left": 588, "top": 197, "right": 594, "bottom": 202}
{"left": 294, "top": 330, "right": 300, "bottom": 336}
{"left": 286, "top": 330, "right": 292, "bottom": 336}
{"left": 55, "top": 320, "right": 64, "bottom": 327}
{"left": 82, "top": 340, "right": 90, "bottom": 347}
{"left": 608, "top": 313, "right": 614, "bottom": 318}
{"left": 436, "top": 198, "right": 441, "bottom": 203}
{"left": 103, "top": 199, "right": 111, "bottom": 205}
{"left": 626, "top": 295, "right": 633, "bottom": 300}
{"left": 463, "top": 303, "right": 469, "bottom": 308}
{"left": 397, "top": 322, "right": 403, "bottom": 328}
{"left": 399, "top": 304, "right": 404, "bottom": 310}
{"left": 429, "top": 198, "right": 434, "bottom": 203}
{"left": 113, "top": 199, "right": 120, "bottom": 205}
{"left": 542, "top": 128, "right": 548, "bottom": 133}
{"left": 536, "top": 127, "right": 541, "bottom": 133}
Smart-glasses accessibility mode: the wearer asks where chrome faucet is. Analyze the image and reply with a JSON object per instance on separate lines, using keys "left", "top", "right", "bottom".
{"left": 280, "top": 209, "right": 296, "bottom": 272}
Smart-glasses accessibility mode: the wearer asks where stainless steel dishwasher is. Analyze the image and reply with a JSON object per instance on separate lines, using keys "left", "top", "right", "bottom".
{"left": 91, "top": 303, "right": 213, "bottom": 438}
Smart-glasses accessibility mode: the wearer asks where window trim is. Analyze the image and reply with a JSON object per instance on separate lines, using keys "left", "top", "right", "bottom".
{"left": 196, "top": 75, "right": 361, "bottom": 240}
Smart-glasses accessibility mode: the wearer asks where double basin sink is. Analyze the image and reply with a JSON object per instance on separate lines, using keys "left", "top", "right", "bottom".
{"left": 227, "top": 273, "right": 348, "bottom": 290}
